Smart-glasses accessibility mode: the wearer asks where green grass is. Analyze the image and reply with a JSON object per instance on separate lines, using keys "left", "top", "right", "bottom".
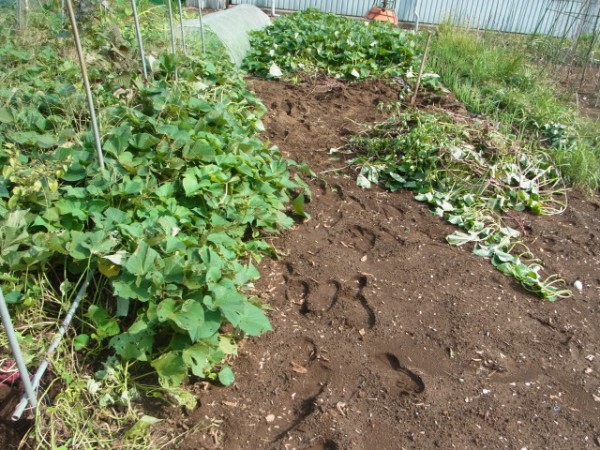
{"left": 425, "top": 23, "right": 600, "bottom": 192}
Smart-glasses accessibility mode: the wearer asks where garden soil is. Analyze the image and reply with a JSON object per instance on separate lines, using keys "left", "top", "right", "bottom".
{"left": 176, "top": 78, "right": 600, "bottom": 450}
{"left": 2, "top": 78, "right": 600, "bottom": 450}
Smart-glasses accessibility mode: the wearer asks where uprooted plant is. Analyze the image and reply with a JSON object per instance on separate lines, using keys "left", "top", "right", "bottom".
{"left": 347, "top": 108, "right": 571, "bottom": 301}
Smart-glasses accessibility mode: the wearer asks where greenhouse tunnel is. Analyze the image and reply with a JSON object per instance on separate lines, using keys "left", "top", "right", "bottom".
{"left": 182, "top": 5, "right": 271, "bottom": 66}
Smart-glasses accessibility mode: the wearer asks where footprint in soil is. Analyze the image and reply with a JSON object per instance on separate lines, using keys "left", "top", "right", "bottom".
{"left": 286, "top": 278, "right": 310, "bottom": 307}
{"left": 315, "top": 181, "right": 344, "bottom": 226}
{"left": 374, "top": 353, "right": 425, "bottom": 396}
{"left": 337, "top": 225, "right": 377, "bottom": 254}
{"left": 329, "top": 275, "right": 376, "bottom": 331}
{"left": 344, "top": 275, "right": 376, "bottom": 330}
{"left": 275, "top": 362, "right": 331, "bottom": 442}
{"left": 302, "top": 280, "right": 340, "bottom": 315}
{"left": 301, "top": 440, "right": 340, "bottom": 450}
{"left": 292, "top": 276, "right": 376, "bottom": 330}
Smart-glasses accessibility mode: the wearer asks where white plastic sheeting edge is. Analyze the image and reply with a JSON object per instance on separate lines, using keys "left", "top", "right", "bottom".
{"left": 181, "top": 5, "right": 271, "bottom": 67}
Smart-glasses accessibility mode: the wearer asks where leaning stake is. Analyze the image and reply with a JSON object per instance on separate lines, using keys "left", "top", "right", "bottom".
{"left": 411, "top": 31, "right": 432, "bottom": 106}
{"left": 0, "top": 288, "right": 37, "bottom": 412}
{"left": 65, "top": 0, "right": 105, "bottom": 169}
{"left": 131, "top": 0, "right": 148, "bottom": 79}
{"left": 12, "top": 273, "right": 92, "bottom": 421}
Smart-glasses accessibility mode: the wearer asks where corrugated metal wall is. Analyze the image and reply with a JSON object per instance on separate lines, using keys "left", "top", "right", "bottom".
{"left": 230, "top": 0, "right": 600, "bottom": 37}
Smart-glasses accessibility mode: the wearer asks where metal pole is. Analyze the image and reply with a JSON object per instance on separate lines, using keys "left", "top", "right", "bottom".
{"left": 271, "top": 0, "right": 278, "bottom": 17}
{"left": 16, "top": 0, "right": 22, "bottom": 30}
{"left": 166, "top": 0, "right": 178, "bottom": 80}
{"left": 12, "top": 274, "right": 91, "bottom": 421}
{"left": 131, "top": 0, "right": 148, "bottom": 80}
{"left": 0, "top": 288, "right": 38, "bottom": 410}
{"left": 65, "top": 0, "right": 105, "bottom": 170}
{"left": 198, "top": 4, "right": 206, "bottom": 55}
{"left": 414, "top": 0, "right": 420, "bottom": 31}
{"left": 177, "top": 0, "right": 187, "bottom": 54}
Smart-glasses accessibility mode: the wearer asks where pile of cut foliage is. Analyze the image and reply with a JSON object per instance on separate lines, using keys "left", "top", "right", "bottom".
{"left": 347, "top": 107, "right": 570, "bottom": 301}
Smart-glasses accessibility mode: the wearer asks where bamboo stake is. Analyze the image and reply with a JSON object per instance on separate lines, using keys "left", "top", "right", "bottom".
{"left": 411, "top": 32, "right": 432, "bottom": 106}
{"left": 131, "top": 0, "right": 148, "bottom": 80}
{"left": 65, "top": 0, "right": 105, "bottom": 169}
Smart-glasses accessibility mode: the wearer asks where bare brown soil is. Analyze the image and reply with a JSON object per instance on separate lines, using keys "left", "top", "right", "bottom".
{"left": 176, "top": 78, "right": 600, "bottom": 449}
{"left": 2, "top": 78, "right": 599, "bottom": 450}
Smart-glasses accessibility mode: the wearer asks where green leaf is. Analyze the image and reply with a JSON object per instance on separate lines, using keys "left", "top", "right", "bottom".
{"left": 238, "top": 303, "right": 272, "bottom": 336}
{"left": 73, "top": 334, "right": 90, "bottom": 351}
{"left": 151, "top": 351, "right": 187, "bottom": 388}
{"left": 292, "top": 194, "right": 310, "bottom": 219}
{"left": 110, "top": 330, "right": 153, "bottom": 361}
{"left": 61, "top": 163, "right": 87, "bottom": 182}
{"left": 218, "top": 366, "right": 235, "bottom": 386}
{"left": 2, "top": 291, "right": 23, "bottom": 304}
{"left": 125, "top": 242, "right": 160, "bottom": 277}
{"left": 182, "top": 170, "right": 200, "bottom": 196}
{"left": 213, "top": 286, "right": 246, "bottom": 328}
{"left": 124, "top": 415, "right": 162, "bottom": 441}
{"left": 112, "top": 276, "right": 152, "bottom": 301}
{"left": 0, "top": 107, "right": 15, "bottom": 124}
{"left": 219, "top": 336, "right": 238, "bottom": 356}
{"left": 182, "top": 343, "right": 210, "bottom": 377}
{"left": 183, "top": 140, "right": 216, "bottom": 161}
{"left": 446, "top": 231, "right": 480, "bottom": 246}
{"left": 87, "top": 305, "right": 120, "bottom": 340}
{"left": 130, "top": 133, "right": 160, "bottom": 150}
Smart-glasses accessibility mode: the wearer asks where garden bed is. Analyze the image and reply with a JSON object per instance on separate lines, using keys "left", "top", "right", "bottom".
{"left": 144, "top": 77, "right": 600, "bottom": 449}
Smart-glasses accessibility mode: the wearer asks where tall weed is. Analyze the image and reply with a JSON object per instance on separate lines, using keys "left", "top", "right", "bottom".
{"left": 427, "top": 23, "right": 600, "bottom": 191}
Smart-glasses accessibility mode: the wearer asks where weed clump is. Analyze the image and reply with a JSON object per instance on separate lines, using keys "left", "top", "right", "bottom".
{"left": 348, "top": 108, "right": 571, "bottom": 301}
{"left": 426, "top": 24, "right": 600, "bottom": 191}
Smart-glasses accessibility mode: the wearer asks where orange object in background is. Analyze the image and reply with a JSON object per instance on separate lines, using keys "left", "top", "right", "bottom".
{"left": 365, "top": 0, "right": 399, "bottom": 25}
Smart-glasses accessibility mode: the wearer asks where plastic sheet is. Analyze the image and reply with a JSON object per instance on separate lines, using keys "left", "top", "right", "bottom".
{"left": 182, "top": 5, "right": 271, "bottom": 66}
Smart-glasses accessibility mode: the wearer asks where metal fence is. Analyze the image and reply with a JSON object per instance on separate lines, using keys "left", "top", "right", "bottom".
{"left": 231, "top": 0, "right": 600, "bottom": 37}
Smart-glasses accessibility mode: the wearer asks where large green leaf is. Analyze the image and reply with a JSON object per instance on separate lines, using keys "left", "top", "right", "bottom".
{"left": 125, "top": 242, "right": 160, "bottom": 277}
{"left": 151, "top": 351, "right": 187, "bottom": 387}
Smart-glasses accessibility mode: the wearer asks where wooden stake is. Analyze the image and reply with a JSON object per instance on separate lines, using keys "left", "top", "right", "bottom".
{"left": 411, "top": 32, "right": 432, "bottom": 106}
{"left": 65, "top": 0, "right": 105, "bottom": 169}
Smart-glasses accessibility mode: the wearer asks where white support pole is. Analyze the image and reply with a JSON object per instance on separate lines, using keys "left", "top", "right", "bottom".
{"left": 166, "top": 0, "right": 179, "bottom": 80}
{"left": 65, "top": 0, "right": 105, "bottom": 169}
{"left": 414, "top": 0, "right": 420, "bottom": 31}
{"left": 271, "top": 0, "right": 278, "bottom": 17}
{"left": 16, "top": 0, "right": 22, "bottom": 30}
{"left": 0, "top": 288, "right": 37, "bottom": 412}
{"left": 198, "top": 5, "right": 206, "bottom": 54}
{"left": 131, "top": 0, "right": 148, "bottom": 79}
{"left": 177, "top": 0, "right": 187, "bottom": 54}
{"left": 12, "top": 274, "right": 91, "bottom": 421}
